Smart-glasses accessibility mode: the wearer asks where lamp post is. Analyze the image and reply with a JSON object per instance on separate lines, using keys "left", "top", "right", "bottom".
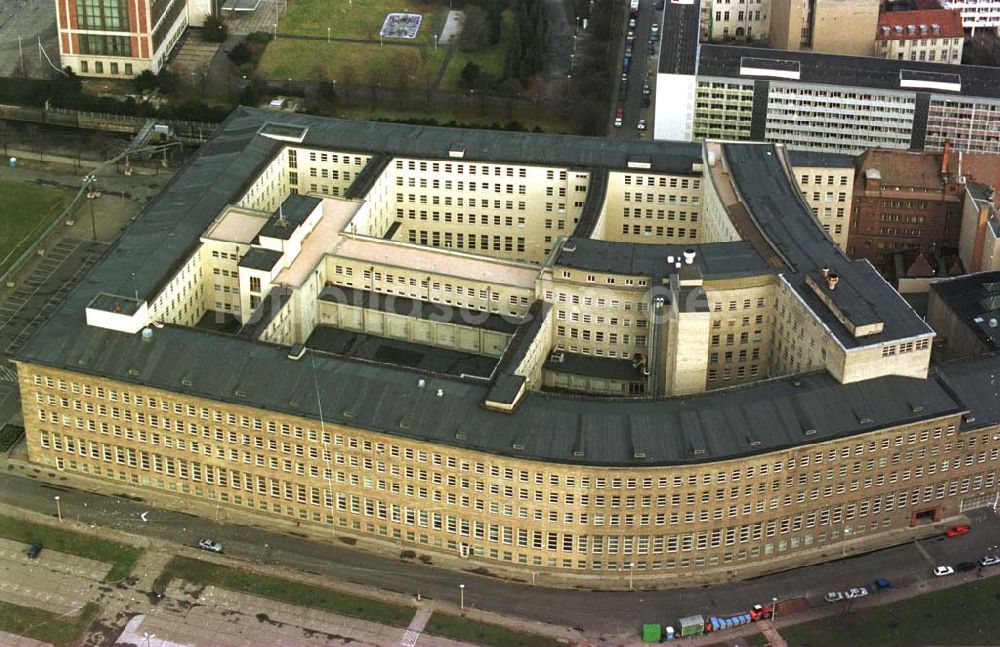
{"left": 459, "top": 583, "right": 465, "bottom": 610}
{"left": 53, "top": 495, "right": 62, "bottom": 523}
{"left": 772, "top": 596, "right": 779, "bottom": 624}
{"left": 327, "top": 26, "right": 331, "bottom": 43}
{"left": 273, "top": 23, "right": 277, "bottom": 39}
{"left": 627, "top": 562, "right": 634, "bottom": 590}
{"left": 85, "top": 175, "right": 98, "bottom": 241}
{"left": 143, "top": 632, "right": 155, "bottom": 647}
{"left": 842, "top": 525, "right": 851, "bottom": 556}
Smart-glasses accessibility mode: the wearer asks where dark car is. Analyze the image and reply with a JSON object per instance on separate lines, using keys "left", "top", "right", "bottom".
{"left": 27, "top": 543, "right": 42, "bottom": 558}
{"left": 656, "top": 0, "right": 665, "bottom": 8}
{"left": 956, "top": 561, "right": 977, "bottom": 572}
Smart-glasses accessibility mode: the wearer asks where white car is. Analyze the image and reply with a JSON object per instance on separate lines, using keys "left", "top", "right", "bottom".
{"left": 845, "top": 587, "right": 869, "bottom": 599}
{"left": 824, "top": 591, "right": 844, "bottom": 603}
{"left": 933, "top": 565, "right": 954, "bottom": 577}
{"left": 198, "top": 538, "right": 223, "bottom": 553}
{"left": 637, "top": 119, "right": 647, "bottom": 131}
{"left": 627, "top": 30, "right": 635, "bottom": 41}
{"left": 980, "top": 555, "right": 1000, "bottom": 567}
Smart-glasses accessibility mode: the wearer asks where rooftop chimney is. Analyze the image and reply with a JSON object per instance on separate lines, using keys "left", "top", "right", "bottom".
{"left": 820, "top": 266, "right": 830, "bottom": 278}
{"left": 827, "top": 273, "right": 840, "bottom": 290}
{"left": 683, "top": 249, "right": 696, "bottom": 265}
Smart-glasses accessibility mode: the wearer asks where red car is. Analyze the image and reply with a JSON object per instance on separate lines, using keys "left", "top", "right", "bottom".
{"left": 945, "top": 524, "right": 971, "bottom": 537}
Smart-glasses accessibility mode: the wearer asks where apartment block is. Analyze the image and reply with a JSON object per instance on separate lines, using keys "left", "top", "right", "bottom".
{"left": 15, "top": 109, "right": 999, "bottom": 588}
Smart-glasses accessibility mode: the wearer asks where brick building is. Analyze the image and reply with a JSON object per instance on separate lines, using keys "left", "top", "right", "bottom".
{"left": 875, "top": 8, "right": 965, "bottom": 64}
{"left": 849, "top": 149, "right": 964, "bottom": 265}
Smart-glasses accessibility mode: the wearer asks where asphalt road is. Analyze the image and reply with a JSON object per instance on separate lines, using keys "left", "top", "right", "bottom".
{"left": 611, "top": 0, "right": 659, "bottom": 137}
{"left": 1, "top": 469, "right": 998, "bottom": 636}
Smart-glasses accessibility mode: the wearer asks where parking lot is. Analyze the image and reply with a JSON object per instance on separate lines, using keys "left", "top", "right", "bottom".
{"left": 0, "top": 537, "right": 109, "bottom": 615}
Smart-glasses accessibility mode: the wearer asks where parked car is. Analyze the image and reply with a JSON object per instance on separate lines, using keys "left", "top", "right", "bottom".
{"left": 642, "top": 82, "right": 651, "bottom": 95}
{"left": 625, "top": 42, "right": 633, "bottom": 57}
{"left": 874, "top": 577, "right": 892, "bottom": 592}
{"left": 934, "top": 565, "right": 955, "bottom": 576}
{"left": 979, "top": 555, "right": 1000, "bottom": 567}
{"left": 845, "top": 587, "right": 869, "bottom": 599}
{"left": 651, "top": 22, "right": 660, "bottom": 34}
{"left": 627, "top": 30, "right": 635, "bottom": 41}
{"left": 945, "top": 524, "right": 971, "bottom": 537}
{"left": 956, "top": 561, "right": 977, "bottom": 573}
{"left": 629, "top": 17, "right": 637, "bottom": 28}
{"left": 648, "top": 42, "right": 657, "bottom": 55}
{"left": 198, "top": 538, "right": 223, "bottom": 553}
{"left": 641, "top": 95, "right": 651, "bottom": 108}
{"left": 656, "top": 0, "right": 665, "bottom": 9}
{"left": 823, "top": 591, "right": 844, "bottom": 603}
{"left": 26, "top": 543, "right": 42, "bottom": 559}
{"left": 637, "top": 118, "right": 647, "bottom": 131}
{"left": 614, "top": 108, "right": 624, "bottom": 128}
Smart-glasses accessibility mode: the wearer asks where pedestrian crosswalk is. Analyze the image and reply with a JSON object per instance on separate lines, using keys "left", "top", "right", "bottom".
{"left": 400, "top": 629, "right": 420, "bottom": 647}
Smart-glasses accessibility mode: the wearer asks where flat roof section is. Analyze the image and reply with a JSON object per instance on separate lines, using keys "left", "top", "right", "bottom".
{"left": 305, "top": 325, "right": 498, "bottom": 378}
{"left": 698, "top": 45, "right": 1000, "bottom": 99}
{"left": 929, "top": 271, "right": 1000, "bottom": 351}
{"left": 239, "top": 248, "right": 282, "bottom": 271}
{"left": 787, "top": 150, "right": 856, "bottom": 170}
{"left": 318, "top": 285, "right": 520, "bottom": 335}
{"left": 658, "top": 0, "right": 702, "bottom": 76}
{"left": 204, "top": 207, "right": 269, "bottom": 244}
{"left": 555, "top": 237, "right": 773, "bottom": 280}
{"left": 334, "top": 237, "right": 540, "bottom": 289}
{"left": 545, "top": 351, "right": 645, "bottom": 381}
{"left": 274, "top": 198, "right": 360, "bottom": 288}
{"left": 259, "top": 194, "right": 321, "bottom": 241}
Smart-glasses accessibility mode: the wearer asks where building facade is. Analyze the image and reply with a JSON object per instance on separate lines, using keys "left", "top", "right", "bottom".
{"left": 56, "top": 0, "right": 188, "bottom": 77}
{"left": 14, "top": 110, "right": 1000, "bottom": 587}
{"left": 875, "top": 9, "right": 965, "bottom": 64}
{"left": 848, "top": 149, "right": 964, "bottom": 264}
{"left": 768, "top": 0, "right": 879, "bottom": 55}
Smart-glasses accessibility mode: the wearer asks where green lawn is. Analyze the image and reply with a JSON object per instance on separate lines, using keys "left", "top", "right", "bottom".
{"left": 259, "top": 39, "right": 445, "bottom": 84}
{"left": 779, "top": 576, "right": 1000, "bottom": 646}
{"left": 0, "top": 514, "right": 140, "bottom": 583}
{"left": 424, "top": 612, "right": 562, "bottom": 647}
{"left": 0, "top": 601, "right": 99, "bottom": 646}
{"left": 0, "top": 424, "right": 24, "bottom": 452}
{"left": 441, "top": 11, "right": 513, "bottom": 91}
{"left": 0, "top": 180, "right": 69, "bottom": 276}
{"left": 334, "top": 105, "right": 572, "bottom": 133}
{"left": 156, "top": 556, "right": 415, "bottom": 627}
{"left": 280, "top": 0, "right": 447, "bottom": 45}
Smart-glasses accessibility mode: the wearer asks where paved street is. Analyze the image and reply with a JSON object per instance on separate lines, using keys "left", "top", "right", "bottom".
{"left": 0, "top": 464, "right": 997, "bottom": 638}
{"left": 611, "top": 0, "right": 659, "bottom": 136}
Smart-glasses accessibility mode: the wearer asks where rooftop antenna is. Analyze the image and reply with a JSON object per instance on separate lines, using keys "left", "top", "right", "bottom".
{"left": 276, "top": 201, "right": 288, "bottom": 228}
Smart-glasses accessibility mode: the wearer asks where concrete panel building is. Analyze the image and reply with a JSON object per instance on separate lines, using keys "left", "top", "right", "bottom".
{"left": 13, "top": 109, "right": 1000, "bottom": 588}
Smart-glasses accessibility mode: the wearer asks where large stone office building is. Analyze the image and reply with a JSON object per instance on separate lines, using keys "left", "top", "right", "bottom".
{"left": 14, "top": 109, "right": 1000, "bottom": 587}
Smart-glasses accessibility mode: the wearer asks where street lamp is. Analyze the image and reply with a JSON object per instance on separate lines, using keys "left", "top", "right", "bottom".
{"left": 85, "top": 175, "right": 98, "bottom": 241}
{"left": 772, "top": 596, "right": 779, "bottom": 624}
{"left": 459, "top": 583, "right": 465, "bottom": 610}
{"left": 627, "top": 562, "right": 634, "bottom": 590}
{"left": 273, "top": 23, "right": 277, "bottom": 39}
{"left": 842, "top": 525, "right": 851, "bottom": 557}
{"left": 327, "top": 26, "right": 331, "bottom": 43}
{"left": 143, "top": 632, "right": 155, "bottom": 647}
{"left": 53, "top": 495, "right": 62, "bottom": 523}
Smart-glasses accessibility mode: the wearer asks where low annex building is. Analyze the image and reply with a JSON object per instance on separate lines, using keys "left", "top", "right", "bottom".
{"left": 14, "top": 108, "right": 1000, "bottom": 587}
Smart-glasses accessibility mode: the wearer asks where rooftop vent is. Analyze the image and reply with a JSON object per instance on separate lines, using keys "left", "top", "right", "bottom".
{"left": 562, "top": 241, "right": 576, "bottom": 253}
{"left": 342, "top": 409, "right": 355, "bottom": 418}
{"left": 827, "top": 273, "right": 840, "bottom": 290}
{"left": 128, "top": 368, "right": 139, "bottom": 376}
{"left": 455, "top": 432, "right": 467, "bottom": 441}
{"left": 287, "top": 344, "right": 306, "bottom": 360}
{"left": 436, "top": 389, "right": 444, "bottom": 397}
{"left": 512, "top": 443, "right": 525, "bottom": 450}
{"left": 820, "top": 266, "right": 830, "bottom": 278}
{"left": 572, "top": 449, "right": 585, "bottom": 457}
{"left": 141, "top": 327, "right": 153, "bottom": 342}
{"left": 633, "top": 452, "right": 647, "bottom": 459}
{"left": 963, "top": 413, "right": 976, "bottom": 424}
{"left": 683, "top": 249, "right": 696, "bottom": 265}
{"left": 234, "top": 389, "right": 246, "bottom": 398}
{"left": 549, "top": 349, "right": 566, "bottom": 363}
{"left": 417, "top": 378, "right": 426, "bottom": 388}
{"left": 803, "top": 428, "right": 817, "bottom": 436}
{"left": 181, "top": 377, "right": 192, "bottom": 386}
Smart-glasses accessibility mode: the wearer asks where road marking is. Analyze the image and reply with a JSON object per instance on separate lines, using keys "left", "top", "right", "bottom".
{"left": 0, "top": 365, "right": 16, "bottom": 382}
{"left": 399, "top": 607, "right": 433, "bottom": 647}
{"left": 400, "top": 629, "right": 419, "bottom": 647}
{"left": 914, "top": 538, "right": 935, "bottom": 566}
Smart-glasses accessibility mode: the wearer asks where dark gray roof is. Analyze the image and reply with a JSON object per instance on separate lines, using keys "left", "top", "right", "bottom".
{"left": 929, "top": 272, "right": 1000, "bottom": 351}
{"left": 699, "top": 45, "right": 1000, "bottom": 99}
{"left": 658, "top": 0, "right": 701, "bottom": 76}
{"left": 545, "top": 352, "right": 644, "bottom": 381}
{"left": 936, "top": 357, "right": 1000, "bottom": 432}
{"left": 555, "top": 237, "right": 773, "bottom": 280}
{"left": 721, "top": 143, "right": 934, "bottom": 347}
{"left": 263, "top": 111, "right": 704, "bottom": 173}
{"left": 788, "top": 150, "right": 856, "bottom": 169}
{"left": 318, "top": 285, "right": 519, "bottom": 334}
{"left": 239, "top": 248, "right": 283, "bottom": 271}
{"left": 258, "top": 194, "right": 320, "bottom": 240}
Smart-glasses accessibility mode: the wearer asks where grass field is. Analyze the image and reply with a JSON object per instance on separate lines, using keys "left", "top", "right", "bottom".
{"left": 155, "top": 556, "right": 415, "bottom": 627}
{"left": 441, "top": 12, "right": 513, "bottom": 91}
{"left": 333, "top": 105, "right": 572, "bottom": 133}
{"left": 423, "top": 612, "right": 562, "bottom": 647}
{"left": 778, "top": 576, "right": 1000, "bottom": 646}
{"left": 0, "top": 180, "right": 69, "bottom": 276}
{"left": 0, "top": 514, "right": 140, "bottom": 583}
{"left": 259, "top": 39, "right": 446, "bottom": 84}
{"left": 0, "top": 600, "right": 99, "bottom": 646}
{"left": 280, "top": 0, "right": 447, "bottom": 45}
